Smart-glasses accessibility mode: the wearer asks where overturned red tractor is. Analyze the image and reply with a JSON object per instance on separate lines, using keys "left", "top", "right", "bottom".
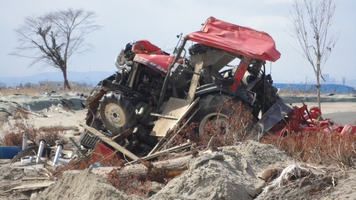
{"left": 79, "top": 17, "right": 296, "bottom": 156}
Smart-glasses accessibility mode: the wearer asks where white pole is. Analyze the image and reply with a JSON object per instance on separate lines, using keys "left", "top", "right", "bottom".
{"left": 22, "top": 131, "right": 27, "bottom": 150}
{"left": 36, "top": 139, "right": 46, "bottom": 164}
{"left": 52, "top": 144, "right": 63, "bottom": 166}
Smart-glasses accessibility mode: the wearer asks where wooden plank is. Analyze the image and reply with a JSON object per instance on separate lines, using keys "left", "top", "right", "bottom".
{"left": 79, "top": 122, "right": 140, "bottom": 161}
{"left": 22, "top": 177, "right": 50, "bottom": 181}
{"left": 111, "top": 128, "right": 133, "bottom": 142}
{"left": 148, "top": 97, "right": 200, "bottom": 155}
{"left": 4, "top": 181, "right": 55, "bottom": 193}
{"left": 150, "top": 98, "right": 190, "bottom": 137}
{"left": 128, "top": 142, "right": 191, "bottom": 164}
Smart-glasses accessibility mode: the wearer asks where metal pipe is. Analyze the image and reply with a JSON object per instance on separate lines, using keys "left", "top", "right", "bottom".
{"left": 52, "top": 143, "right": 63, "bottom": 166}
{"left": 22, "top": 131, "right": 27, "bottom": 150}
{"left": 157, "top": 37, "right": 188, "bottom": 111}
{"left": 0, "top": 146, "right": 22, "bottom": 159}
{"left": 36, "top": 139, "right": 46, "bottom": 164}
{"left": 57, "top": 157, "right": 70, "bottom": 164}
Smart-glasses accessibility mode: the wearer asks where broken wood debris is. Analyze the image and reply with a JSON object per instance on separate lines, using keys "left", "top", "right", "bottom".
{"left": 22, "top": 177, "right": 51, "bottom": 181}
{"left": 127, "top": 142, "right": 191, "bottom": 164}
{"left": 3, "top": 181, "right": 55, "bottom": 193}
{"left": 138, "top": 158, "right": 188, "bottom": 183}
{"left": 110, "top": 155, "right": 192, "bottom": 181}
{"left": 79, "top": 122, "right": 140, "bottom": 161}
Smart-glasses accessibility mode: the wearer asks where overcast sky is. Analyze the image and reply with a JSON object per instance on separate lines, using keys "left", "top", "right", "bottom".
{"left": 1, "top": 0, "right": 355, "bottom": 85}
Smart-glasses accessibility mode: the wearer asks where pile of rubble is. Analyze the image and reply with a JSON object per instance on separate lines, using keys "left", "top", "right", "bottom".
{"left": 1, "top": 140, "right": 355, "bottom": 200}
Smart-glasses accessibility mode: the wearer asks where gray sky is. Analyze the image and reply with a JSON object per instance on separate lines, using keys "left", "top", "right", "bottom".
{"left": 1, "top": 0, "right": 355, "bottom": 85}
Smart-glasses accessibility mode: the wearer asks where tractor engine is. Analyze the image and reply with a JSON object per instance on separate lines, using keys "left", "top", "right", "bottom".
{"left": 135, "top": 65, "right": 165, "bottom": 105}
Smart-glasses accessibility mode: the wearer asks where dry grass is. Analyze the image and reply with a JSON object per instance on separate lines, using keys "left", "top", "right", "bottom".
{"left": 1, "top": 117, "right": 68, "bottom": 147}
{"left": 0, "top": 87, "right": 48, "bottom": 96}
{"left": 107, "top": 169, "right": 151, "bottom": 197}
{"left": 198, "top": 99, "right": 255, "bottom": 147}
{"left": 262, "top": 131, "right": 356, "bottom": 168}
{"left": 169, "top": 99, "right": 255, "bottom": 149}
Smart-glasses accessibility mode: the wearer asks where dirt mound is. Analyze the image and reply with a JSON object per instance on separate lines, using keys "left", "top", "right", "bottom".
{"left": 37, "top": 169, "right": 142, "bottom": 200}
{"left": 0, "top": 166, "right": 26, "bottom": 192}
{"left": 151, "top": 141, "right": 291, "bottom": 199}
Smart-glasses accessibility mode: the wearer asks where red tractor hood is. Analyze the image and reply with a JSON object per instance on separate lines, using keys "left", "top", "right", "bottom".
{"left": 186, "top": 17, "right": 281, "bottom": 62}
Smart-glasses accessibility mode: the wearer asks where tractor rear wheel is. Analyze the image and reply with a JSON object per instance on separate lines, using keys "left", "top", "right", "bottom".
{"left": 193, "top": 94, "right": 254, "bottom": 136}
{"left": 194, "top": 94, "right": 229, "bottom": 135}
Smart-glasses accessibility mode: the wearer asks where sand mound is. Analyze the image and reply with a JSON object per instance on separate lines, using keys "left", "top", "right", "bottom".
{"left": 37, "top": 169, "right": 142, "bottom": 200}
{"left": 151, "top": 141, "right": 291, "bottom": 200}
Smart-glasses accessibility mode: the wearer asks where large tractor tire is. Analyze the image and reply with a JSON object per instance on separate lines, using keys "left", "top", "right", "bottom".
{"left": 99, "top": 92, "right": 137, "bottom": 136}
{"left": 194, "top": 94, "right": 254, "bottom": 135}
{"left": 194, "top": 94, "right": 230, "bottom": 135}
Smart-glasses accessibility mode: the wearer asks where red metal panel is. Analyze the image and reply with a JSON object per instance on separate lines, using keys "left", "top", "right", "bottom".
{"left": 134, "top": 54, "right": 174, "bottom": 75}
{"left": 230, "top": 59, "right": 249, "bottom": 90}
{"left": 132, "top": 40, "right": 165, "bottom": 55}
{"left": 186, "top": 17, "right": 281, "bottom": 62}
{"left": 91, "top": 142, "right": 120, "bottom": 163}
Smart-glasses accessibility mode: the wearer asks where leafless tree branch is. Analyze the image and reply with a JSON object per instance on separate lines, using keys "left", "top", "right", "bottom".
{"left": 10, "top": 8, "right": 102, "bottom": 90}
{"left": 289, "top": 0, "right": 338, "bottom": 109}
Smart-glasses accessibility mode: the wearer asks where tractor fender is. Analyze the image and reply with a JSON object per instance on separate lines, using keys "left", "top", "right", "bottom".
{"left": 195, "top": 85, "right": 232, "bottom": 98}
{"left": 195, "top": 85, "right": 256, "bottom": 106}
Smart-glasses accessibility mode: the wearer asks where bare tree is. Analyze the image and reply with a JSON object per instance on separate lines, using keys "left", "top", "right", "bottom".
{"left": 290, "top": 0, "right": 338, "bottom": 109}
{"left": 11, "top": 8, "right": 102, "bottom": 90}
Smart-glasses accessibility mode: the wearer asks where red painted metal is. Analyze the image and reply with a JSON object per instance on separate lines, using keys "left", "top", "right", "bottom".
{"left": 91, "top": 142, "right": 121, "bottom": 163}
{"left": 132, "top": 40, "right": 166, "bottom": 55}
{"left": 133, "top": 54, "right": 174, "bottom": 75}
{"left": 186, "top": 16, "right": 281, "bottom": 62}
{"left": 340, "top": 124, "right": 356, "bottom": 135}
{"left": 230, "top": 59, "right": 249, "bottom": 90}
{"left": 270, "top": 103, "right": 356, "bottom": 136}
